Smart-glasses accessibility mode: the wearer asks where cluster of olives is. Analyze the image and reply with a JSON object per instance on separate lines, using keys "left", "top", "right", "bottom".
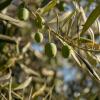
{"left": 17, "top": 2, "right": 70, "bottom": 58}
{"left": 34, "top": 32, "right": 70, "bottom": 58}
{"left": 17, "top": 3, "right": 45, "bottom": 29}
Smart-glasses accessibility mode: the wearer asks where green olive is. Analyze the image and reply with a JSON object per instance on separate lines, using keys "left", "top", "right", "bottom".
{"left": 45, "top": 43, "right": 57, "bottom": 58}
{"left": 18, "top": 5, "right": 29, "bottom": 21}
{"left": 57, "top": 1, "right": 66, "bottom": 11}
{"left": 34, "top": 13, "right": 45, "bottom": 29}
{"left": 34, "top": 32, "right": 43, "bottom": 43}
{"left": 61, "top": 44, "right": 70, "bottom": 58}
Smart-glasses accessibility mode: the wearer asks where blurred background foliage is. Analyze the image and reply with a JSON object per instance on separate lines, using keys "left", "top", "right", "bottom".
{"left": 0, "top": 0, "right": 100, "bottom": 100}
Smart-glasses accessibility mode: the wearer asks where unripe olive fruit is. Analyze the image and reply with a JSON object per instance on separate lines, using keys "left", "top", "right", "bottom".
{"left": 57, "top": 1, "right": 66, "bottom": 11}
{"left": 18, "top": 5, "right": 29, "bottom": 21}
{"left": 34, "top": 32, "right": 43, "bottom": 43}
{"left": 45, "top": 43, "right": 57, "bottom": 58}
{"left": 61, "top": 44, "right": 70, "bottom": 58}
{"left": 35, "top": 18, "right": 44, "bottom": 29}
{"left": 35, "top": 13, "right": 45, "bottom": 29}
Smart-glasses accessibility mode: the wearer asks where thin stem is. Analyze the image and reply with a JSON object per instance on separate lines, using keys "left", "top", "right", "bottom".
{"left": 48, "top": 29, "right": 51, "bottom": 42}
{"left": 9, "top": 75, "right": 12, "bottom": 100}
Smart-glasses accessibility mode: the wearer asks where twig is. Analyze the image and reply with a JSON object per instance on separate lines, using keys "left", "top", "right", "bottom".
{"left": 0, "top": 34, "right": 17, "bottom": 44}
{"left": 1, "top": 93, "right": 8, "bottom": 100}
{"left": 0, "top": 13, "right": 27, "bottom": 28}
{"left": 49, "top": 27, "right": 100, "bottom": 52}
{"left": 9, "top": 75, "right": 12, "bottom": 100}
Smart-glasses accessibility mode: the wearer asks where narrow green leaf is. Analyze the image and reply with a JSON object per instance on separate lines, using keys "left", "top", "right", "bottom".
{"left": 48, "top": 11, "right": 72, "bottom": 24}
{"left": 14, "top": 77, "right": 32, "bottom": 90}
{"left": 78, "top": 37, "right": 95, "bottom": 43}
{"left": 71, "top": 49, "right": 81, "bottom": 66}
{"left": 81, "top": 4, "right": 100, "bottom": 34}
{"left": 32, "top": 84, "right": 46, "bottom": 99}
{"left": 0, "top": 71, "right": 11, "bottom": 82}
{"left": 39, "top": 0, "right": 57, "bottom": 15}
{"left": 20, "top": 63, "right": 40, "bottom": 77}
{"left": 86, "top": 52, "right": 97, "bottom": 66}
{"left": 75, "top": 52, "right": 100, "bottom": 82}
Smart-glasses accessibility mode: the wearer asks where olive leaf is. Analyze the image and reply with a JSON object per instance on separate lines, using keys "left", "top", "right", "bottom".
{"left": 85, "top": 43, "right": 100, "bottom": 50}
{"left": 20, "top": 63, "right": 40, "bottom": 77}
{"left": 81, "top": 4, "right": 100, "bottom": 34}
{"left": 48, "top": 11, "right": 73, "bottom": 24}
{"left": 61, "top": 10, "right": 76, "bottom": 28}
{"left": 32, "top": 84, "right": 46, "bottom": 99}
{"left": 0, "top": 71, "right": 11, "bottom": 83}
{"left": 71, "top": 49, "right": 81, "bottom": 66}
{"left": 39, "top": 0, "right": 57, "bottom": 15}
{"left": 0, "top": 57, "right": 16, "bottom": 71}
{"left": 86, "top": 52, "right": 97, "bottom": 66}
{"left": 77, "top": 37, "right": 96, "bottom": 43}
{"left": 74, "top": 37, "right": 100, "bottom": 50}
{"left": 14, "top": 77, "right": 32, "bottom": 90}
{"left": 75, "top": 51, "right": 100, "bottom": 82}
